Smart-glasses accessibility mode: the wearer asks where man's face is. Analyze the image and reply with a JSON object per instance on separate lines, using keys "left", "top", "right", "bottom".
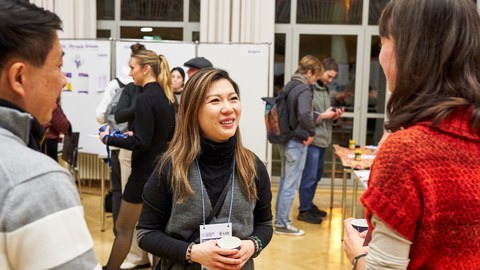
{"left": 320, "top": 70, "right": 337, "bottom": 86}
{"left": 187, "top": 67, "right": 199, "bottom": 78}
{"left": 23, "top": 34, "right": 66, "bottom": 124}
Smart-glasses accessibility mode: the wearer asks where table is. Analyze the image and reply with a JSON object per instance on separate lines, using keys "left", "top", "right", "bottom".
{"left": 332, "top": 145, "right": 375, "bottom": 238}
{"left": 351, "top": 170, "right": 370, "bottom": 218}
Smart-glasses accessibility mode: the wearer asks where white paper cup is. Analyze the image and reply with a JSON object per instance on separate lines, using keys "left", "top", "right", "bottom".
{"left": 217, "top": 236, "right": 241, "bottom": 249}
{"left": 351, "top": 219, "right": 369, "bottom": 233}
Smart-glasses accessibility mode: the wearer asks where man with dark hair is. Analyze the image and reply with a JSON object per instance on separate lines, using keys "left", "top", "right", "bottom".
{"left": 183, "top": 56, "right": 213, "bottom": 78}
{"left": 0, "top": 1, "right": 99, "bottom": 269}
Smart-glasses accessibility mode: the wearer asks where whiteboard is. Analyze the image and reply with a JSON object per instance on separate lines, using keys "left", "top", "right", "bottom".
{"left": 115, "top": 40, "right": 196, "bottom": 81}
{"left": 198, "top": 43, "right": 271, "bottom": 162}
{"left": 60, "top": 39, "right": 111, "bottom": 155}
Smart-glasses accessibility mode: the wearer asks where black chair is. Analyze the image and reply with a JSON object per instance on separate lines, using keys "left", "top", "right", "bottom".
{"left": 61, "top": 132, "right": 82, "bottom": 194}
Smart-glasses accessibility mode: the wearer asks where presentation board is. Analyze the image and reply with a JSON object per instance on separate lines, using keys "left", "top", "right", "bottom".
{"left": 59, "top": 39, "right": 270, "bottom": 160}
{"left": 115, "top": 40, "right": 196, "bottom": 81}
{"left": 198, "top": 43, "right": 271, "bottom": 162}
{"left": 60, "top": 39, "right": 111, "bottom": 156}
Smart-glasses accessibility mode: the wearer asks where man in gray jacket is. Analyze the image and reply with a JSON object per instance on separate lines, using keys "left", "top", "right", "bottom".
{"left": 298, "top": 58, "right": 344, "bottom": 224}
{"left": 0, "top": 1, "right": 99, "bottom": 269}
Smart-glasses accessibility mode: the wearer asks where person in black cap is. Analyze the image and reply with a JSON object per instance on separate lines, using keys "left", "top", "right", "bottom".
{"left": 184, "top": 56, "right": 213, "bottom": 78}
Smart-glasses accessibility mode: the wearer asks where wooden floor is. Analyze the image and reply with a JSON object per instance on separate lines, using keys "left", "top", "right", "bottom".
{"left": 82, "top": 182, "right": 360, "bottom": 270}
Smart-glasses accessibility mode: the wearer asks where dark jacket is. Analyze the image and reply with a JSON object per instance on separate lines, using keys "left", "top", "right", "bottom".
{"left": 107, "top": 82, "right": 176, "bottom": 194}
{"left": 284, "top": 74, "right": 315, "bottom": 142}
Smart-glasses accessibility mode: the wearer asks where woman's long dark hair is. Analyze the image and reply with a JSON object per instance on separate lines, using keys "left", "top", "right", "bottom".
{"left": 381, "top": 0, "right": 480, "bottom": 133}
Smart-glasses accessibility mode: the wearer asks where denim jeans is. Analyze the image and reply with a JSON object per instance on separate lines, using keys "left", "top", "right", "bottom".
{"left": 299, "top": 145, "right": 326, "bottom": 212}
{"left": 275, "top": 139, "right": 308, "bottom": 226}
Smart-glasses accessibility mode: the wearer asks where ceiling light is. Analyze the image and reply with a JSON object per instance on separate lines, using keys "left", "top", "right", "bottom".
{"left": 140, "top": 27, "right": 153, "bottom": 32}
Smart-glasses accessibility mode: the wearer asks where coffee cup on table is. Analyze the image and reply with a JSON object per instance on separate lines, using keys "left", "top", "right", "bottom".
{"left": 351, "top": 218, "right": 369, "bottom": 233}
{"left": 217, "top": 236, "right": 241, "bottom": 250}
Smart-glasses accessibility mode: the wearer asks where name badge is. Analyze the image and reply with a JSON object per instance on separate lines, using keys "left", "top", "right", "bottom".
{"left": 199, "top": 222, "right": 232, "bottom": 270}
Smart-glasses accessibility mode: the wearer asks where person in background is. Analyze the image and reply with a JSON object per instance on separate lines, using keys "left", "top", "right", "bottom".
{"left": 95, "top": 66, "right": 133, "bottom": 231}
{"left": 343, "top": 0, "right": 480, "bottom": 269}
{"left": 298, "top": 58, "right": 344, "bottom": 224}
{"left": 42, "top": 96, "right": 72, "bottom": 161}
{"left": 96, "top": 66, "right": 132, "bottom": 124}
{"left": 98, "top": 67, "right": 150, "bottom": 268}
{"left": 183, "top": 56, "right": 213, "bottom": 78}
{"left": 274, "top": 55, "right": 322, "bottom": 236}
{"left": 114, "top": 79, "right": 150, "bottom": 270}
{"left": 137, "top": 68, "right": 273, "bottom": 270}
{"left": 171, "top": 66, "right": 186, "bottom": 105}
{"left": 99, "top": 43, "right": 176, "bottom": 270}
{"left": 0, "top": 1, "right": 99, "bottom": 269}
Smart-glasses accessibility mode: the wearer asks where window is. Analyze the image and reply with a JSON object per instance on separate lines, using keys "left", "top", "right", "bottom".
{"left": 97, "top": 0, "right": 114, "bottom": 20}
{"left": 121, "top": 0, "right": 183, "bottom": 21}
{"left": 296, "top": 0, "right": 363, "bottom": 24}
{"left": 120, "top": 27, "right": 183, "bottom": 41}
{"left": 97, "top": 29, "right": 111, "bottom": 38}
{"left": 369, "top": 0, "right": 390, "bottom": 25}
{"left": 189, "top": 0, "right": 200, "bottom": 22}
{"left": 275, "top": 0, "right": 291, "bottom": 23}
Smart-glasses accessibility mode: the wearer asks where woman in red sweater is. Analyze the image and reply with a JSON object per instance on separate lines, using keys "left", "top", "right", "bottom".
{"left": 343, "top": 0, "right": 480, "bottom": 269}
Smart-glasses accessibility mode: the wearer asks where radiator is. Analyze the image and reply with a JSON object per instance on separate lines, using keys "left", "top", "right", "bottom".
{"left": 77, "top": 153, "right": 110, "bottom": 181}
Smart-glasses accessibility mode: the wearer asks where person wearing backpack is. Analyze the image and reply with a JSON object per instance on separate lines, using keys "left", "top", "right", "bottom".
{"left": 274, "top": 55, "right": 323, "bottom": 236}
{"left": 298, "top": 58, "right": 345, "bottom": 225}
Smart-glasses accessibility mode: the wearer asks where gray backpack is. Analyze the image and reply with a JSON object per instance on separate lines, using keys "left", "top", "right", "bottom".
{"left": 104, "top": 78, "right": 128, "bottom": 132}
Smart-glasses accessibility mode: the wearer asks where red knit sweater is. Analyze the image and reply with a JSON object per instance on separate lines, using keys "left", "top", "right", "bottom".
{"left": 361, "top": 109, "right": 480, "bottom": 269}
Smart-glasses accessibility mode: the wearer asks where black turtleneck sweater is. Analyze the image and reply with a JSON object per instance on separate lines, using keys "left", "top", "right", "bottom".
{"left": 138, "top": 136, "right": 273, "bottom": 265}
{"left": 198, "top": 137, "right": 235, "bottom": 207}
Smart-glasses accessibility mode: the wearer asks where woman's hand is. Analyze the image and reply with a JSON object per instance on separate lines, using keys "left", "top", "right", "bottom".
{"left": 98, "top": 126, "right": 110, "bottom": 144}
{"left": 343, "top": 218, "right": 369, "bottom": 262}
{"left": 190, "top": 240, "right": 243, "bottom": 270}
{"left": 227, "top": 240, "right": 256, "bottom": 268}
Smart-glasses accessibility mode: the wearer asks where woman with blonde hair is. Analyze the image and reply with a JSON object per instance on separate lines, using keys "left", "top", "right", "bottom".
{"left": 137, "top": 68, "right": 273, "bottom": 270}
{"left": 99, "top": 43, "right": 176, "bottom": 270}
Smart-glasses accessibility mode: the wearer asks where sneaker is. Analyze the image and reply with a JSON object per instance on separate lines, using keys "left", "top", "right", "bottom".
{"left": 274, "top": 224, "right": 305, "bottom": 236}
{"left": 310, "top": 204, "right": 327, "bottom": 218}
{"left": 298, "top": 211, "right": 323, "bottom": 224}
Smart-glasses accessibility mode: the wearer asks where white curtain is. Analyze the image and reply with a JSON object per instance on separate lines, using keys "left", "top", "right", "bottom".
{"left": 30, "top": 0, "right": 96, "bottom": 39}
{"left": 200, "top": 0, "right": 275, "bottom": 43}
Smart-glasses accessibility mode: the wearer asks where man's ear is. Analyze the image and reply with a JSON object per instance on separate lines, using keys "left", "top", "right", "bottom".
{"left": 306, "top": 69, "right": 313, "bottom": 78}
{"left": 8, "top": 62, "right": 27, "bottom": 97}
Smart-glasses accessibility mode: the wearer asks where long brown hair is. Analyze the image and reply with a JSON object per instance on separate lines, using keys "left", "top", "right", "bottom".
{"left": 159, "top": 68, "right": 258, "bottom": 202}
{"left": 380, "top": 0, "right": 480, "bottom": 133}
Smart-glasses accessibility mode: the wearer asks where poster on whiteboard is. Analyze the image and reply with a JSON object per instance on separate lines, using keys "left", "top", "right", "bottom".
{"left": 60, "top": 39, "right": 111, "bottom": 155}
{"left": 61, "top": 40, "right": 110, "bottom": 93}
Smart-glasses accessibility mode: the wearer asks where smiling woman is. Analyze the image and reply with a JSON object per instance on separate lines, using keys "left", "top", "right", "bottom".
{"left": 137, "top": 68, "right": 273, "bottom": 270}
{"left": 198, "top": 78, "right": 242, "bottom": 142}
